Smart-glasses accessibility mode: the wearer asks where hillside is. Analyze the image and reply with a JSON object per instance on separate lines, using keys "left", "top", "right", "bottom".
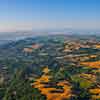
{"left": 0, "top": 34, "right": 100, "bottom": 100}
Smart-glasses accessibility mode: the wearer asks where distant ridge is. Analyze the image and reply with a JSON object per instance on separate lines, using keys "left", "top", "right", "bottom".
{"left": 0, "top": 29, "right": 100, "bottom": 41}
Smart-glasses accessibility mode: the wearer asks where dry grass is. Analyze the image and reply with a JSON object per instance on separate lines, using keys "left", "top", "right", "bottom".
{"left": 81, "top": 61, "right": 100, "bottom": 68}
{"left": 32, "top": 67, "right": 72, "bottom": 100}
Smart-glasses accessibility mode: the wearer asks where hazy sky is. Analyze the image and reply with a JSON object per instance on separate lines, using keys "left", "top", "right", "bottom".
{"left": 0, "top": 0, "right": 99, "bottom": 32}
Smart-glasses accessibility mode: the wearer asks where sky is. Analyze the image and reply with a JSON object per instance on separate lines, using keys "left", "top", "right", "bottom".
{"left": 0, "top": 0, "right": 100, "bottom": 32}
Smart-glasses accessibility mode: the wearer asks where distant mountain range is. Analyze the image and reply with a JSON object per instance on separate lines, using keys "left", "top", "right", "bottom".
{"left": 0, "top": 29, "right": 100, "bottom": 41}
